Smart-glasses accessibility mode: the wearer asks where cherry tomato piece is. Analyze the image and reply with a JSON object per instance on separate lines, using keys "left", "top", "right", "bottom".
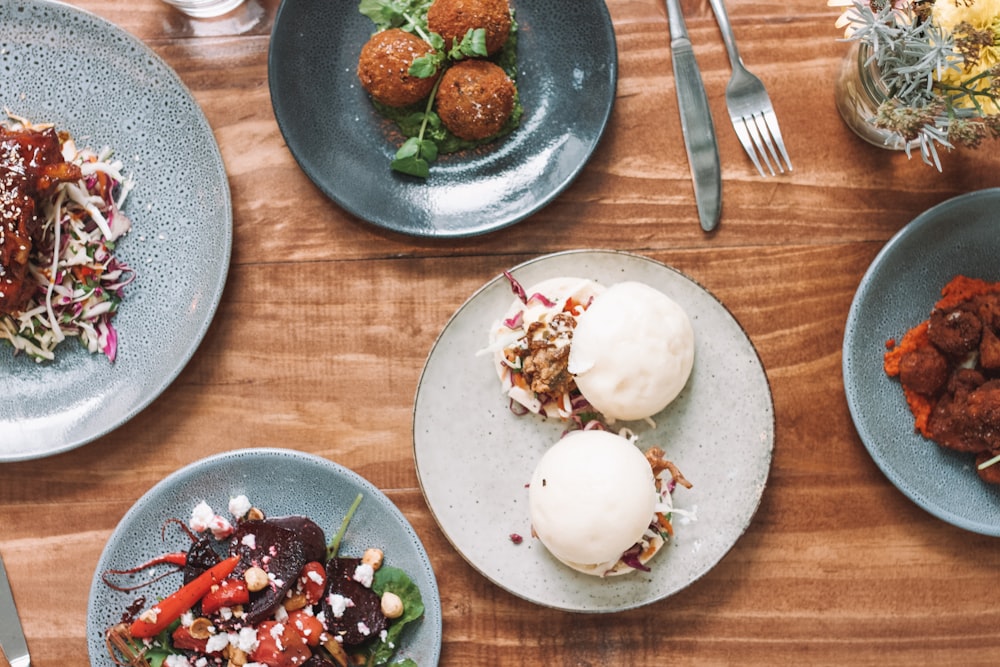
{"left": 249, "top": 621, "right": 312, "bottom": 667}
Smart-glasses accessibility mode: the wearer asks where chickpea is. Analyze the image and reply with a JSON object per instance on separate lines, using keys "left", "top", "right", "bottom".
{"left": 189, "top": 617, "right": 213, "bottom": 639}
{"left": 244, "top": 566, "right": 269, "bottom": 592}
{"left": 361, "top": 548, "right": 384, "bottom": 571}
{"left": 283, "top": 591, "right": 308, "bottom": 611}
{"left": 380, "top": 591, "right": 404, "bottom": 619}
{"left": 246, "top": 507, "right": 265, "bottom": 521}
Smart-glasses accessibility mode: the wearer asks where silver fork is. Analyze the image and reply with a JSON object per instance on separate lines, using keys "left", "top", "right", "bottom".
{"left": 708, "top": 0, "right": 792, "bottom": 176}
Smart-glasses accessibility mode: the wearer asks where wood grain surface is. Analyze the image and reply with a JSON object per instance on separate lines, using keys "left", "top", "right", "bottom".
{"left": 3, "top": 0, "right": 1000, "bottom": 665}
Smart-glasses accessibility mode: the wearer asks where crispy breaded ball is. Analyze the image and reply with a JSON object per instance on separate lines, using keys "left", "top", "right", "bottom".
{"left": 435, "top": 59, "right": 515, "bottom": 141}
{"left": 427, "top": 0, "right": 512, "bottom": 56}
{"left": 357, "top": 28, "right": 438, "bottom": 108}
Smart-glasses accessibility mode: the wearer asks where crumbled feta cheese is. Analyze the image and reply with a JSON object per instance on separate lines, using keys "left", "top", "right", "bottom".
{"left": 241, "top": 533, "right": 257, "bottom": 549}
{"left": 165, "top": 656, "right": 192, "bottom": 667}
{"left": 305, "top": 569, "right": 324, "bottom": 586}
{"left": 228, "top": 494, "right": 252, "bottom": 519}
{"left": 205, "top": 633, "right": 231, "bottom": 654}
{"left": 326, "top": 594, "right": 353, "bottom": 618}
{"left": 190, "top": 501, "right": 215, "bottom": 533}
{"left": 208, "top": 514, "right": 234, "bottom": 540}
{"left": 138, "top": 606, "right": 160, "bottom": 624}
{"left": 237, "top": 627, "right": 258, "bottom": 652}
{"left": 357, "top": 621, "right": 371, "bottom": 636}
{"left": 352, "top": 563, "right": 374, "bottom": 588}
{"left": 273, "top": 605, "right": 289, "bottom": 622}
{"left": 180, "top": 611, "right": 195, "bottom": 627}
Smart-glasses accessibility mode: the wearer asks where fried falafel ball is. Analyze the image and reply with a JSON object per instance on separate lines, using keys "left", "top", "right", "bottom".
{"left": 435, "top": 59, "right": 516, "bottom": 141}
{"left": 357, "top": 28, "right": 438, "bottom": 108}
{"left": 427, "top": 0, "right": 512, "bottom": 56}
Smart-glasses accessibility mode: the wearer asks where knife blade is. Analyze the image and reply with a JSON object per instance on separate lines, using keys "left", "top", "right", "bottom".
{"left": 0, "top": 553, "right": 31, "bottom": 667}
{"left": 664, "top": 0, "right": 722, "bottom": 232}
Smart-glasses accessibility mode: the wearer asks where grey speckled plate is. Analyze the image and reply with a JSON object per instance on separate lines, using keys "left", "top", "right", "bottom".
{"left": 87, "top": 448, "right": 442, "bottom": 665}
{"left": 0, "top": 0, "right": 231, "bottom": 461}
{"left": 413, "top": 250, "right": 775, "bottom": 612}
{"left": 843, "top": 188, "right": 1000, "bottom": 536}
{"left": 267, "top": 0, "right": 617, "bottom": 238}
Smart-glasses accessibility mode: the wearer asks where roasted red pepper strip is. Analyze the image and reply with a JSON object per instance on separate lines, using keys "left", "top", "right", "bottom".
{"left": 128, "top": 555, "right": 240, "bottom": 639}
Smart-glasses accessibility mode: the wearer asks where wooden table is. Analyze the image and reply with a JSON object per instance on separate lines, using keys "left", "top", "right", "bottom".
{"left": 3, "top": 0, "right": 1000, "bottom": 664}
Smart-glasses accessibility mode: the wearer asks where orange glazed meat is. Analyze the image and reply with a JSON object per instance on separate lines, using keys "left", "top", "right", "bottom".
{"left": 427, "top": 0, "right": 512, "bottom": 56}
{"left": 435, "top": 59, "right": 515, "bottom": 141}
{"left": 0, "top": 125, "right": 81, "bottom": 315}
{"left": 357, "top": 28, "right": 438, "bottom": 108}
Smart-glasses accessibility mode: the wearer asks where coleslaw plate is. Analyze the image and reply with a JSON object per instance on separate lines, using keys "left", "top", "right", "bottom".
{"left": 0, "top": 0, "right": 231, "bottom": 461}
{"left": 87, "top": 448, "right": 442, "bottom": 666}
{"left": 413, "top": 250, "right": 775, "bottom": 612}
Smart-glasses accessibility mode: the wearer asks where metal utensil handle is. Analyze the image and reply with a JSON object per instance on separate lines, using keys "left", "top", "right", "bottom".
{"left": 707, "top": 0, "right": 744, "bottom": 69}
{"left": 0, "top": 555, "right": 31, "bottom": 667}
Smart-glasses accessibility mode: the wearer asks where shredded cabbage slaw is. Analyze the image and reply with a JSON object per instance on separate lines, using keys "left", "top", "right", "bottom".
{"left": 0, "top": 115, "right": 135, "bottom": 363}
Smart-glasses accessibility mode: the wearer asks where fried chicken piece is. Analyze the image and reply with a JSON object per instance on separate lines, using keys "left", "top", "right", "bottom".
{"left": 898, "top": 344, "right": 949, "bottom": 396}
{"left": 929, "top": 373, "right": 1000, "bottom": 454}
{"left": 927, "top": 305, "right": 982, "bottom": 357}
{"left": 0, "top": 125, "right": 81, "bottom": 315}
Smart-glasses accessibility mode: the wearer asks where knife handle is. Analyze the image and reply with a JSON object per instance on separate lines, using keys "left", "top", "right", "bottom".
{"left": 665, "top": 0, "right": 690, "bottom": 43}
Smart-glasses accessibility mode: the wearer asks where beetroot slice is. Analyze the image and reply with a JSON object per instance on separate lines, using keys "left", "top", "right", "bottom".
{"left": 229, "top": 519, "right": 308, "bottom": 624}
{"left": 321, "top": 557, "right": 388, "bottom": 646}
{"left": 264, "top": 515, "right": 327, "bottom": 563}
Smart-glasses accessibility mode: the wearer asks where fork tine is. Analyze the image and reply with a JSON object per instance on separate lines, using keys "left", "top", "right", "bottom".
{"left": 762, "top": 109, "right": 793, "bottom": 172}
{"left": 750, "top": 112, "right": 784, "bottom": 174}
{"left": 731, "top": 118, "right": 767, "bottom": 177}
{"left": 742, "top": 115, "right": 776, "bottom": 176}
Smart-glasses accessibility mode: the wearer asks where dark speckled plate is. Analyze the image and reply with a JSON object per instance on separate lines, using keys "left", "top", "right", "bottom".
{"left": 413, "top": 250, "right": 775, "bottom": 612}
{"left": 87, "top": 449, "right": 442, "bottom": 666}
{"left": 267, "top": 0, "right": 617, "bottom": 238}
{"left": 843, "top": 188, "right": 1000, "bottom": 536}
{"left": 0, "top": 0, "right": 231, "bottom": 461}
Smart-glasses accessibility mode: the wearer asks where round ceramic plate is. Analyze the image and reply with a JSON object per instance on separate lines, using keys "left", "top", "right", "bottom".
{"left": 87, "top": 448, "right": 442, "bottom": 665}
{"left": 0, "top": 0, "right": 231, "bottom": 461}
{"left": 267, "top": 0, "right": 617, "bottom": 238}
{"left": 413, "top": 250, "right": 775, "bottom": 612}
{"left": 843, "top": 188, "right": 1000, "bottom": 536}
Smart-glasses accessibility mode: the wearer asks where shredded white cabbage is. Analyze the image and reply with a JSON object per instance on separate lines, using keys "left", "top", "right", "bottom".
{"left": 1, "top": 116, "right": 135, "bottom": 362}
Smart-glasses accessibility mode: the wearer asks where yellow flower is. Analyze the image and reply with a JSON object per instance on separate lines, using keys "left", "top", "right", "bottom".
{"left": 931, "top": 0, "right": 1000, "bottom": 113}
{"left": 932, "top": 0, "right": 1000, "bottom": 31}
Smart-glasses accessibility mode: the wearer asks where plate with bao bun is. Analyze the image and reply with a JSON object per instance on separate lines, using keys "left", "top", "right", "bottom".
{"left": 413, "top": 250, "right": 775, "bottom": 612}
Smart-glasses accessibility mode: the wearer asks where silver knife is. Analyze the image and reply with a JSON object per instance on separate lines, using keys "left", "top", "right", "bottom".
{"left": 664, "top": 0, "right": 722, "bottom": 232}
{"left": 0, "top": 553, "right": 31, "bottom": 667}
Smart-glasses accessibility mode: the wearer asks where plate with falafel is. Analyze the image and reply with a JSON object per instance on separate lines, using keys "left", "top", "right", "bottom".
{"left": 267, "top": 0, "right": 617, "bottom": 237}
{"left": 413, "top": 250, "right": 775, "bottom": 612}
{"left": 843, "top": 188, "right": 1000, "bottom": 536}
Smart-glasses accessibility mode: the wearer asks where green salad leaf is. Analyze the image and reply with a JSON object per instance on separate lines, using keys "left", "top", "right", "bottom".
{"left": 364, "top": 565, "right": 426, "bottom": 666}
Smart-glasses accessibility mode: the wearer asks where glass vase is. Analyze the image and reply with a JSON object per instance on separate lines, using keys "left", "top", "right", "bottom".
{"left": 834, "top": 41, "right": 911, "bottom": 150}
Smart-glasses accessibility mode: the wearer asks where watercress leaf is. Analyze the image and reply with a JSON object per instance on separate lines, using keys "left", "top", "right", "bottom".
{"left": 462, "top": 28, "right": 488, "bottom": 57}
{"left": 391, "top": 155, "right": 430, "bottom": 178}
{"left": 428, "top": 31, "right": 445, "bottom": 51}
{"left": 358, "top": 0, "right": 400, "bottom": 30}
{"left": 418, "top": 139, "right": 438, "bottom": 161}
{"left": 424, "top": 110, "right": 442, "bottom": 130}
{"left": 409, "top": 53, "right": 440, "bottom": 79}
{"left": 394, "top": 137, "right": 422, "bottom": 160}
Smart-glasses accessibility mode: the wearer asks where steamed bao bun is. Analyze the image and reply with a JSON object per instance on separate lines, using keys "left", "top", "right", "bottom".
{"left": 529, "top": 430, "right": 658, "bottom": 576}
{"left": 568, "top": 281, "right": 695, "bottom": 422}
